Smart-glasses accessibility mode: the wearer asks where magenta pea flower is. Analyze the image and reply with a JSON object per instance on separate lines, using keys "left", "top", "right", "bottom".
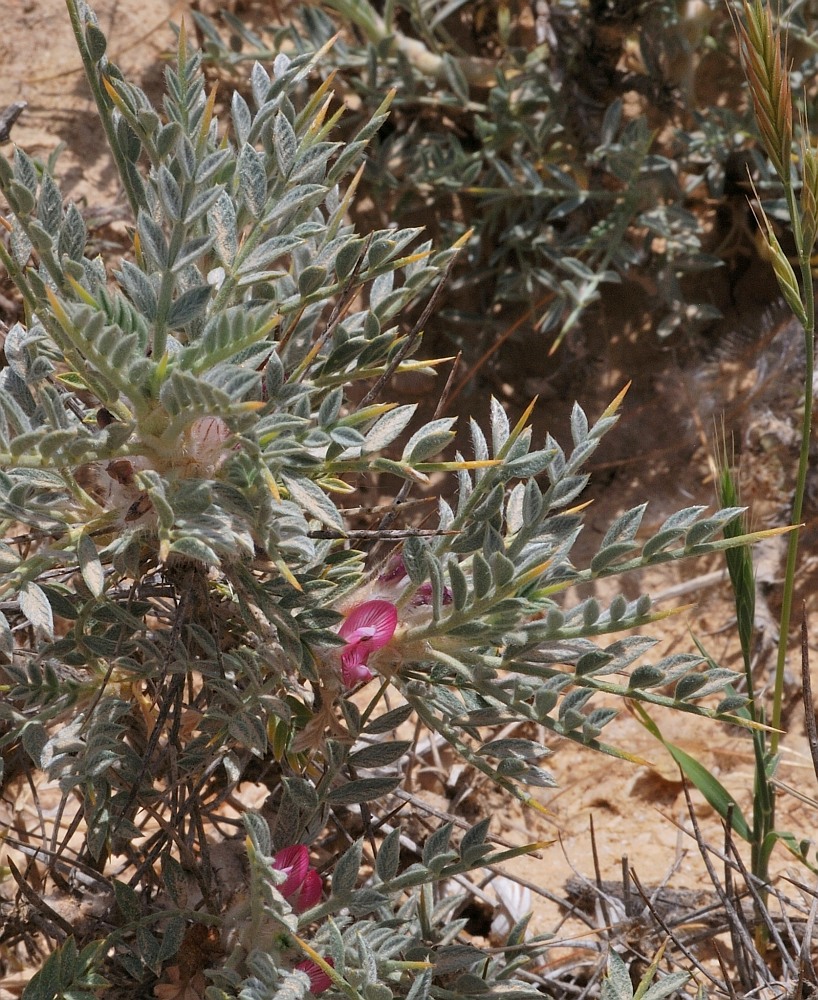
{"left": 378, "top": 552, "right": 452, "bottom": 608}
{"left": 338, "top": 599, "right": 398, "bottom": 686}
{"left": 295, "top": 956, "right": 334, "bottom": 994}
{"left": 291, "top": 867, "right": 322, "bottom": 912}
{"left": 272, "top": 845, "right": 322, "bottom": 912}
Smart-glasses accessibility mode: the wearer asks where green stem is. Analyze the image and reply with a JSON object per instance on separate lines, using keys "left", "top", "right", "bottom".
{"left": 65, "top": 0, "right": 142, "bottom": 218}
{"left": 771, "top": 185, "right": 815, "bottom": 753}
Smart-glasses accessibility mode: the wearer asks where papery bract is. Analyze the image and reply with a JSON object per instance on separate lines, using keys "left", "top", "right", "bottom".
{"left": 185, "top": 416, "right": 232, "bottom": 474}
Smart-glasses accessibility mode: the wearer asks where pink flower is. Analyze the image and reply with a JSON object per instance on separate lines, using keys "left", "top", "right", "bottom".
{"left": 378, "top": 553, "right": 452, "bottom": 608}
{"left": 272, "top": 845, "right": 322, "bottom": 913}
{"left": 338, "top": 599, "right": 397, "bottom": 686}
{"left": 378, "top": 552, "right": 409, "bottom": 584}
{"left": 295, "top": 956, "right": 334, "bottom": 994}
{"left": 290, "top": 867, "right": 322, "bottom": 911}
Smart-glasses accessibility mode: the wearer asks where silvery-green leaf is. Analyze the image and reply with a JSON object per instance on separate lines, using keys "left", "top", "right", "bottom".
{"left": 374, "top": 828, "right": 401, "bottom": 882}
{"left": 118, "top": 260, "right": 158, "bottom": 319}
{"left": 262, "top": 183, "right": 326, "bottom": 226}
{"left": 172, "top": 235, "right": 215, "bottom": 274}
{"left": 331, "top": 839, "right": 362, "bottom": 898}
{"left": 244, "top": 809, "right": 271, "bottom": 855}
{"left": 231, "top": 89, "right": 252, "bottom": 145}
{"left": 77, "top": 531, "right": 104, "bottom": 597}
{"left": 298, "top": 264, "right": 327, "bottom": 296}
{"left": 349, "top": 740, "right": 411, "bottom": 769}
{"left": 251, "top": 61, "right": 271, "bottom": 108}
{"left": 448, "top": 557, "right": 469, "bottom": 611}
{"left": 274, "top": 112, "right": 297, "bottom": 174}
{"left": 685, "top": 508, "right": 745, "bottom": 547}
{"left": 228, "top": 712, "right": 267, "bottom": 756}
{"left": 156, "top": 121, "right": 180, "bottom": 157}
{"left": 479, "top": 739, "right": 550, "bottom": 760}
{"left": 13, "top": 148, "right": 37, "bottom": 193}
{"left": 601, "top": 503, "right": 647, "bottom": 547}
{"left": 281, "top": 474, "right": 343, "bottom": 530}
{"left": 238, "top": 142, "right": 267, "bottom": 217}
{"left": 363, "top": 704, "right": 413, "bottom": 735}
{"left": 335, "top": 238, "right": 366, "bottom": 280}
{"left": 570, "top": 401, "right": 589, "bottom": 446}
{"left": 370, "top": 270, "right": 394, "bottom": 310}
{"left": 195, "top": 149, "right": 231, "bottom": 185}
{"left": 208, "top": 191, "right": 238, "bottom": 266}
{"left": 591, "top": 541, "right": 639, "bottom": 575}
{"left": 490, "top": 396, "right": 509, "bottom": 455}
{"left": 0, "top": 610, "right": 12, "bottom": 656}
{"left": 58, "top": 202, "right": 87, "bottom": 261}
{"left": 283, "top": 776, "right": 319, "bottom": 811}
{"left": 22, "top": 721, "right": 48, "bottom": 767}
{"left": 137, "top": 210, "right": 168, "bottom": 268}
{"left": 37, "top": 173, "right": 62, "bottom": 232}
{"left": 402, "top": 417, "right": 456, "bottom": 463}
{"left": 405, "top": 971, "right": 432, "bottom": 1000}
{"left": 363, "top": 404, "right": 416, "bottom": 453}
{"left": 472, "top": 552, "right": 492, "bottom": 598}
{"left": 237, "top": 234, "right": 302, "bottom": 275}
{"left": 326, "top": 776, "right": 401, "bottom": 805}
{"left": 518, "top": 766, "right": 558, "bottom": 787}
{"left": 168, "top": 537, "right": 220, "bottom": 566}
{"left": 156, "top": 165, "right": 182, "bottom": 220}
{"left": 19, "top": 582, "right": 54, "bottom": 637}
{"left": 85, "top": 21, "right": 107, "bottom": 59}
{"left": 167, "top": 285, "right": 210, "bottom": 329}
{"left": 10, "top": 223, "right": 32, "bottom": 267}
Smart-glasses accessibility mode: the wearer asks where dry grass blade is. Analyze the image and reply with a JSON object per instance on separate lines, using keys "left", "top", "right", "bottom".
{"left": 6, "top": 858, "right": 75, "bottom": 939}
{"left": 679, "top": 780, "right": 771, "bottom": 993}
{"left": 801, "top": 600, "right": 818, "bottom": 786}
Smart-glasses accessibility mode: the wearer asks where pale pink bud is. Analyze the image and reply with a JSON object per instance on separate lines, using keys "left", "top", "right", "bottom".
{"left": 378, "top": 551, "right": 408, "bottom": 584}
{"left": 411, "top": 581, "right": 453, "bottom": 608}
{"left": 185, "top": 416, "right": 232, "bottom": 474}
{"left": 338, "top": 599, "right": 398, "bottom": 686}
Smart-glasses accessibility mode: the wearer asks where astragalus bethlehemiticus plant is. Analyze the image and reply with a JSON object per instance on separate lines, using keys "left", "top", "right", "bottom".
{"left": 0, "top": 2, "right": 784, "bottom": 998}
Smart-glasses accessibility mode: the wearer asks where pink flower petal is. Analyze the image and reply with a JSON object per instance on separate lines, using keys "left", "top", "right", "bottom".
{"left": 272, "top": 845, "right": 309, "bottom": 899}
{"left": 339, "top": 599, "right": 397, "bottom": 648}
{"left": 296, "top": 957, "right": 334, "bottom": 994}
{"left": 341, "top": 652, "right": 374, "bottom": 687}
{"left": 290, "top": 868, "right": 322, "bottom": 912}
{"left": 337, "top": 600, "right": 397, "bottom": 687}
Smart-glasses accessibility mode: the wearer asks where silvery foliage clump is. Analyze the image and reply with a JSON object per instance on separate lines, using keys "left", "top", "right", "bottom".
{"left": 190, "top": 0, "right": 738, "bottom": 349}
{"left": 0, "top": 2, "right": 761, "bottom": 997}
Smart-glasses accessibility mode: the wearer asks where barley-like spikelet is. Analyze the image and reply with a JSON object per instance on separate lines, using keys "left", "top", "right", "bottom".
{"left": 800, "top": 137, "right": 818, "bottom": 253}
{"left": 737, "top": 0, "right": 793, "bottom": 182}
